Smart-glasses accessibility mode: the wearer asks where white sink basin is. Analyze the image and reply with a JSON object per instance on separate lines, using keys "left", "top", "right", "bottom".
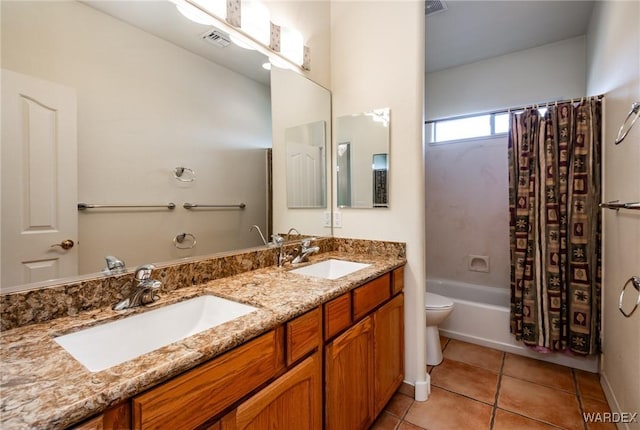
{"left": 289, "top": 259, "right": 371, "bottom": 280}
{"left": 54, "top": 295, "right": 257, "bottom": 372}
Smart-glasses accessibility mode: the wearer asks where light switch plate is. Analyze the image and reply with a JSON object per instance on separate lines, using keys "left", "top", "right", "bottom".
{"left": 323, "top": 211, "right": 331, "bottom": 227}
{"left": 333, "top": 211, "right": 342, "bottom": 228}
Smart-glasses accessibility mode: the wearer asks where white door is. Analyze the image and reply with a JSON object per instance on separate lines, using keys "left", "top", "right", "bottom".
{"left": 286, "top": 143, "right": 324, "bottom": 208}
{"left": 1, "top": 69, "right": 78, "bottom": 291}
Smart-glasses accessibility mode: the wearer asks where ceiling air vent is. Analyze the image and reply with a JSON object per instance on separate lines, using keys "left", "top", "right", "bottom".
{"left": 201, "top": 29, "right": 231, "bottom": 48}
{"left": 425, "top": 0, "right": 447, "bottom": 16}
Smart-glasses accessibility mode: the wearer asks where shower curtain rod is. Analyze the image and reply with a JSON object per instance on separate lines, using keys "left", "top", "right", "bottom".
{"left": 424, "top": 94, "right": 604, "bottom": 124}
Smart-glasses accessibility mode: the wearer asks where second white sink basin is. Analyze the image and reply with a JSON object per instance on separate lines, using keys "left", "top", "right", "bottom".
{"left": 54, "top": 295, "right": 257, "bottom": 372}
{"left": 289, "top": 259, "right": 371, "bottom": 280}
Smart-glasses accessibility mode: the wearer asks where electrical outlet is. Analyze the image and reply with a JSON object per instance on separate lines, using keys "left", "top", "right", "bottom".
{"left": 323, "top": 211, "right": 331, "bottom": 227}
{"left": 333, "top": 211, "right": 342, "bottom": 228}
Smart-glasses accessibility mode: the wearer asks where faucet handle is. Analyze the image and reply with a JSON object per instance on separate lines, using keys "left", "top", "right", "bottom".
{"left": 134, "top": 264, "right": 155, "bottom": 281}
{"left": 302, "top": 237, "right": 316, "bottom": 248}
{"left": 271, "top": 234, "right": 285, "bottom": 247}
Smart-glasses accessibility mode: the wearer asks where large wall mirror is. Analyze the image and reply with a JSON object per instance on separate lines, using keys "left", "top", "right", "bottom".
{"left": 271, "top": 67, "right": 331, "bottom": 237}
{"left": 336, "top": 108, "right": 390, "bottom": 208}
{"left": 1, "top": 0, "right": 331, "bottom": 292}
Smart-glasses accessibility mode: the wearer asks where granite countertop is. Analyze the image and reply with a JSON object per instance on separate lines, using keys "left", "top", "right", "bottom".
{"left": 0, "top": 251, "right": 405, "bottom": 429}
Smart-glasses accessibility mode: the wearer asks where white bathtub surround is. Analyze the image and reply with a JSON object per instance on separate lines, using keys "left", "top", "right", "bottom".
{"left": 427, "top": 278, "right": 598, "bottom": 373}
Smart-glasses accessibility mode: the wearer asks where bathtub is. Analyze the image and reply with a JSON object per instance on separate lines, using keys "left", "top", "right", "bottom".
{"left": 427, "top": 278, "right": 599, "bottom": 373}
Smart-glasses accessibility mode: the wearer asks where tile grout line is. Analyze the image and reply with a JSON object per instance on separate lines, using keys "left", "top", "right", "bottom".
{"left": 572, "top": 369, "right": 589, "bottom": 430}
{"left": 489, "top": 352, "right": 506, "bottom": 430}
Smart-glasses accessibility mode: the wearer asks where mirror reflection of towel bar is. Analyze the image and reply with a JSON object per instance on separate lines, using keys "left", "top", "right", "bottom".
{"left": 78, "top": 203, "right": 176, "bottom": 210}
{"left": 174, "top": 233, "right": 196, "bottom": 249}
{"left": 183, "top": 203, "right": 246, "bottom": 209}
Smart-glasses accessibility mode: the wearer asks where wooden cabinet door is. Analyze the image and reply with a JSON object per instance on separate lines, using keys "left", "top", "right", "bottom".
{"left": 373, "top": 293, "right": 404, "bottom": 415}
{"left": 221, "top": 353, "right": 322, "bottom": 429}
{"left": 325, "top": 316, "right": 374, "bottom": 430}
{"left": 132, "top": 330, "right": 283, "bottom": 430}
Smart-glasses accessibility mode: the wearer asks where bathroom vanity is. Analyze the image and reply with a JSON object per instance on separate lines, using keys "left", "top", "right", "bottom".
{"left": 0, "top": 240, "right": 405, "bottom": 429}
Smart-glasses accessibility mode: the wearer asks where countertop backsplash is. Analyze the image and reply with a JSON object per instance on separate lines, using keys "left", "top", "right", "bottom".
{"left": 1, "top": 237, "right": 405, "bottom": 331}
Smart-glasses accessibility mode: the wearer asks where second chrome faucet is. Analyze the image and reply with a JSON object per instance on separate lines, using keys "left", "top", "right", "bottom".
{"left": 272, "top": 233, "right": 319, "bottom": 267}
{"left": 113, "top": 264, "right": 162, "bottom": 311}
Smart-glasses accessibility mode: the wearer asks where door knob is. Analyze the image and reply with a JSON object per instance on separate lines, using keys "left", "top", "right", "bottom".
{"left": 51, "top": 239, "right": 74, "bottom": 250}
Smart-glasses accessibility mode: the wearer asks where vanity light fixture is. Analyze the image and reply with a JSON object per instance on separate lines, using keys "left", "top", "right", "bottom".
{"left": 174, "top": 0, "right": 309, "bottom": 71}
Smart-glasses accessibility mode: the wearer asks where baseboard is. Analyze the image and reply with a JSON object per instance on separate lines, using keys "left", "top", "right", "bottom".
{"left": 600, "top": 371, "right": 634, "bottom": 430}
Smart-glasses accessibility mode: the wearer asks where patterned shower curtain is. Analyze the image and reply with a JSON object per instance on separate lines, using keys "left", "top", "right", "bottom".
{"left": 508, "top": 98, "right": 602, "bottom": 356}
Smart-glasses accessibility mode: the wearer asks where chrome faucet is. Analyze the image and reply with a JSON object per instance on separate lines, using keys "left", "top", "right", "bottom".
{"left": 250, "top": 224, "right": 268, "bottom": 246}
{"left": 103, "top": 255, "right": 126, "bottom": 275}
{"left": 286, "top": 227, "right": 301, "bottom": 241}
{"left": 291, "top": 238, "right": 320, "bottom": 264}
{"left": 272, "top": 234, "right": 292, "bottom": 267}
{"left": 113, "top": 264, "right": 162, "bottom": 311}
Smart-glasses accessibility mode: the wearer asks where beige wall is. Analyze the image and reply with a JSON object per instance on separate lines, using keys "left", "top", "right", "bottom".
{"left": 586, "top": 1, "right": 640, "bottom": 427}
{"left": 330, "top": 1, "right": 428, "bottom": 396}
{"left": 264, "top": 1, "right": 332, "bottom": 239}
{"left": 425, "top": 136, "right": 510, "bottom": 288}
{"left": 424, "top": 36, "right": 589, "bottom": 291}
{"left": 2, "top": 1, "right": 271, "bottom": 275}
{"left": 271, "top": 67, "right": 332, "bottom": 237}
{"left": 426, "top": 36, "right": 587, "bottom": 120}
{"left": 266, "top": 0, "right": 332, "bottom": 89}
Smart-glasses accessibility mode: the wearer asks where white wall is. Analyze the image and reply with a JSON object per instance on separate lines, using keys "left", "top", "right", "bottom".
{"left": 2, "top": 1, "right": 271, "bottom": 275}
{"left": 586, "top": 1, "right": 640, "bottom": 427}
{"left": 425, "top": 136, "right": 510, "bottom": 288}
{"left": 426, "top": 36, "right": 587, "bottom": 120}
{"left": 331, "top": 1, "right": 428, "bottom": 397}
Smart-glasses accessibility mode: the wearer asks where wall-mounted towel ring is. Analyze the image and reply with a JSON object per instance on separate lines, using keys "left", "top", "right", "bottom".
{"left": 174, "top": 167, "right": 196, "bottom": 182}
{"left": 614, "top": 101, "right": 640, "bottom": 145}
{"left": 173, "top": 233, "right": 196, "bottom": 249}
{"left": 618, "top": 276, "right": 640, "bottom": 318}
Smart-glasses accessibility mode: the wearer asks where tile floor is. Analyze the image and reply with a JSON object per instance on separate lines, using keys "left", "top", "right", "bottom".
{"left": 372, "top": 336, "right": 614, "bottom": 430}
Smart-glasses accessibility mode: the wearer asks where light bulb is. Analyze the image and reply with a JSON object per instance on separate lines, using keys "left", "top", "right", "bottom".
{"left": 241, "top": 1, "right": 270, "bottom": 45}
{"left": 280, "top": 26, "right": 303, "bottom": 65}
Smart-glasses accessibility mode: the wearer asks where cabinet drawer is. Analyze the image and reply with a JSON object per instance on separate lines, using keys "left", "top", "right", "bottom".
{"left": 132, "top": 329, "right": 284, "bottom": 430}
{"left": 353, "top": 274, "right": 391, "bottom": 321}
{"left": 324, "top": 293, "right": 352, "bottom": 341}
{"left": 286, "top": 308, "right": 321, "bottom": 365}
{"left": 391, "top": 267, "right": 405, "bottom": 295}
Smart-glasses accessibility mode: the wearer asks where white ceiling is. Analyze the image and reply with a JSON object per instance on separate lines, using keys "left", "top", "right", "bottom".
{"left": 425, "top": 0, "right": 595, "bottom": 73}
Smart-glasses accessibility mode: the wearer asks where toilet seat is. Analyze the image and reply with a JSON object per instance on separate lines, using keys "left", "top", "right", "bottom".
{"left": 426, "top": 292, "right": 454, "bottom": 309}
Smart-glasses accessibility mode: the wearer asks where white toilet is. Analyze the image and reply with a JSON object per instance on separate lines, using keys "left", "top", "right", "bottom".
{"left": 425, "top": 292, "right": 454, "bottom": 365}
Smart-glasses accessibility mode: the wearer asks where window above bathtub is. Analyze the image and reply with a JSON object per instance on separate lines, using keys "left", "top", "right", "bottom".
{"left": 426, "top": 111, "right": 510, "bottom": 144}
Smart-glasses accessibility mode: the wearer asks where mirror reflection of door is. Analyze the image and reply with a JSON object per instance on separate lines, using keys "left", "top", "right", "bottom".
{"left": 1, "top": 69, "right": 78, "bottom": 289}
{"left": 372, "top": 153, "right": 388, "bottom": 207}
{"left": 285, "top": 121, "right": 326, "bottom": 208}
{"left": 337, "top": 142, "right": 352, "bottom": 207}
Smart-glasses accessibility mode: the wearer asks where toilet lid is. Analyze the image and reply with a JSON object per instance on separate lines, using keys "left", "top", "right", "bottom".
{"left": 426, "top": 292, "right": 454, "bottom": 309}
